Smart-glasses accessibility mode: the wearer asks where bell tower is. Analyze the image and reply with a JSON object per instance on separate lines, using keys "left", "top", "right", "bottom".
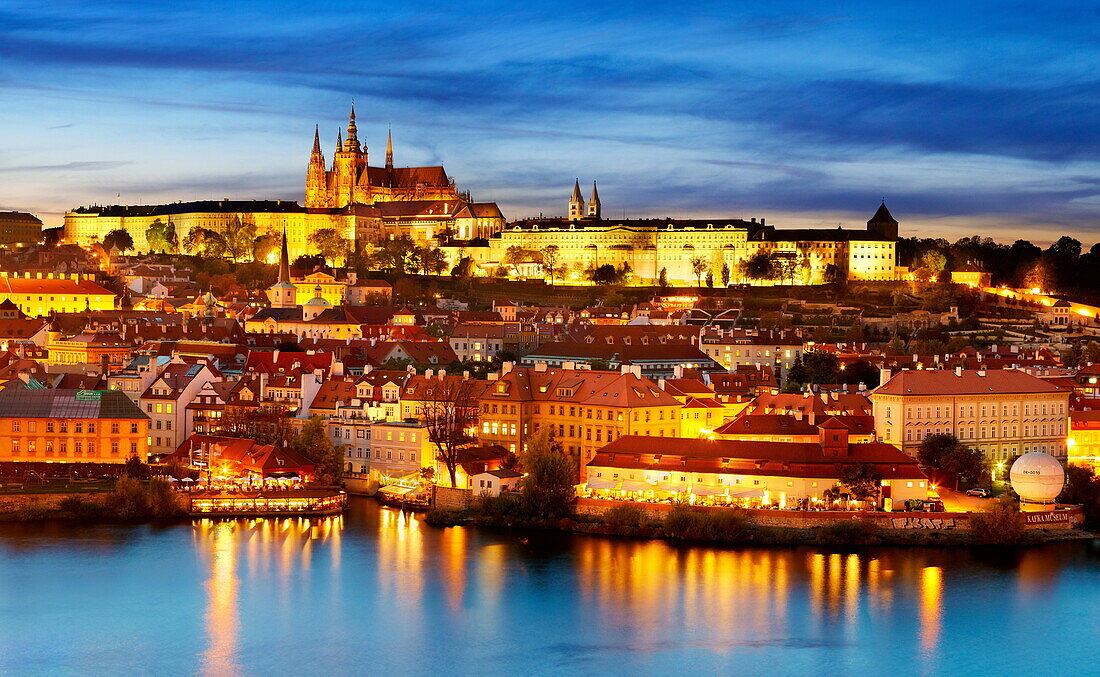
{"left": 305, "top": 126, "right": 327, "bottom": 208}
{"left": 568, "top": 179, "right": 585, "bottom": 220}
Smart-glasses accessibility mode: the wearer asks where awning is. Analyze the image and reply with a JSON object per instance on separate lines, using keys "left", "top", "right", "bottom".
{"left": 691, "top": 484, "right": 727, "bottom": 496}
{"left": 620, "top": 479, "right": 654, "bottom": 492}
{"left": 378, "top": 484, "right": 415, "bottom": 496}
{"left": 585, "top": 477, "right": 620, "bottom": 491}
{"left": 730, "top": 489, "right": 765, "bottom": 499}
{"left": 660, "top": 483, "right": 690, "bottom": 493}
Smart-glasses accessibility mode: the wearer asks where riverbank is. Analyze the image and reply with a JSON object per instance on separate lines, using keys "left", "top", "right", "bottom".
{"left": 424, "top": 498, "right": 1097, "bottom": 548}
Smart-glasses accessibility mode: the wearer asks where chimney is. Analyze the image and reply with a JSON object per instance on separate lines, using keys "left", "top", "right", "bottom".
{"left": 535, "top": 362, "right": 548, "bottom": 372}
{"left": 563, "top": 361, "right": 576, "bottom": 371}
{"left": 501, "top": 361, "right": 514, "bottom": 375}
{"left": 879, "top": 367, "right": 892, "bottom": 384}
{"left": 425, "top": 369, "right": 434, "bottom": 379}
{"left": 955, "top": 366, "right": 963, "bottom": 377}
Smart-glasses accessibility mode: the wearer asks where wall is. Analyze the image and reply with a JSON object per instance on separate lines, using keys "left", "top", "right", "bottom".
{"left": 575, "top": 498, "right": 1085, "bottom": 530}
{"left": 432, "top": 485, "right": 471, "bottom": 511}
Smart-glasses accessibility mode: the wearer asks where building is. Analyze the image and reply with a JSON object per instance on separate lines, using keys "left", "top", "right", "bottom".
{"left": 872, "top": 367, "right": 1071, "bottom": 462}
{"left": 450, "top": 198, "right": 897, "bottom": 285}
{"left": 477, "top": 363, "right": 682, "bottom": 464}
{"left": 584, "top": 433, "right": 928, "bottom": 509}
{"left": 449, "top": 323, "right": 505, "bottom": 362}
{"left": 0, "top": 211, "right": 43, "bottom": 246}
{"left": 0, "top": 274, "right": 115, "bottom": 317}
{"left": 1068, "top": 411, "right": 1100, "bottom": 474}
{"left": 366, "top": 420, "right": 434, "bottom": 482}
{"left": 46, "top": 328, "right": 132, "bottom": 370}
{"left": 471, "top": 468, "right": 522, "bottom": 497}
{"left": 0, "top": 386, "right": 149, "bottom": 463}
{"left": 139, "top": 361, "right": 220, "bottom": 458}
{"left": 169, "top": 434, "right": 315, "bottom": 481}
{"left": 65, "top": 108, "right": 505, "bottom": 254}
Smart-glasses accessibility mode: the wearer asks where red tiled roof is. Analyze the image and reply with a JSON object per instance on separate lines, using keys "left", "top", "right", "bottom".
{"left": 875, "top": 368, "right": 1067, "bottom": 396}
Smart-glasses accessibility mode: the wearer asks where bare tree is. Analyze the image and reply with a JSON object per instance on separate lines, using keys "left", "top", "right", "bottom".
{"left": 540, "top": 245, "right": 560, "bottom": 285}
{"left": 690, "top": 256, "right": 708, "bottom": 287}
{"left": 419, "top": 379, "right": 480, "bottom": 488}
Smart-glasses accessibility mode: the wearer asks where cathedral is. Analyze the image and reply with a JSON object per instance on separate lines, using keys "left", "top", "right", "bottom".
{"left": 65, "top": 106, "right": 506, "bottom": 255}
{"left": 305, "top": 105, "right": 462, "bottom": 209}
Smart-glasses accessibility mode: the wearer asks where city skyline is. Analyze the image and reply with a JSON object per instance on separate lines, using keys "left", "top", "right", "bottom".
{"left": 2, "top": 0, "right": 1099, "bottom": 244}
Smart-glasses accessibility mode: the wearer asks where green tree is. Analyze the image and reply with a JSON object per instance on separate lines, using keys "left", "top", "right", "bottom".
{"left": 518, "top": 426, "right": 576, "bottom": 519}
{"left": 292, "top": 416, "right": 344, "bottom": 484}
{"left": 741, "top": 252, "right": 775, "bottom": 281}
{"left": 690, "top": 256, "right": 707, "bottom": 287}
{"left": 658, "top": 267, "right": 669, "bottom": 289}
{"left": 916, "top": 433, "right": 987, "bottom": 489}
{"left": 591, "top": 264, "right": 617, "bottom": 285}
{"left": 103, "top": 228, "right": 134, "bottom": 253}
{"left": 372, "top": 235, "right": 418, "bottom": 273}
{"left": 720, "top": 262, "right": 731, "bottom": 287}
{"left": 308, "top": 228, "right": 351, "bottom": 266}
{"left": 540, "top": 245, "right": 561, "bottom": 285}
{"left": 787, "top": 351, "right": 840, "bottom": 386}
{"left": 839, "top": 463, "right": 883, "bottom": 505}
{"left": 252, "top": 232, "right": 280, "bottom": 263}
{"left": 145, "top": 220, "right": 178, "bottom": 253}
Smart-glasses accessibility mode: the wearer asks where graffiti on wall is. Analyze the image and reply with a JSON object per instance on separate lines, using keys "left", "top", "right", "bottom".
{"left": 889, "top": 516, "right": 958, "bottom": 529}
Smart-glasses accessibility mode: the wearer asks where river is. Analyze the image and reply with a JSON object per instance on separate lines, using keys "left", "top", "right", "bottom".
{"left": 0, "top": 497, "right": 1097, "bottom": 676}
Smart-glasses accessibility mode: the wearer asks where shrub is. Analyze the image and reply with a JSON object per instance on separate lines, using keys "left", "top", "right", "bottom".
{"left": 817, "top": 519, "right": 880, "bottom": 546}
{"left": 475, "top": 492, "right": 526, "bottom": 520}
{"left": 104, "top": 477, "right": 182, "bottom": 519}
{"left": 146, "top": 478, "right": 182, "bottom": 518}
{"left": 58, "top": 495, "right": 87, "bottom": 513}
{"left": 969, "top": 496, "right": 1023, "bottom": 545}
{"left": 15, "top": 503, "right": 53, "bottom": 521}
{"left": 424, "top": 509, "right": 463, "bottom": 527}
{"left": 603, "top": 504, "right": 646, "bottom": 536}
{"left": 662, "top": 507, "right": 751, "bottom": 542}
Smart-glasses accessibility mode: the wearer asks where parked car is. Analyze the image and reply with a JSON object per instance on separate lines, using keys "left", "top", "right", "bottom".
{"left": 965, "top": 488, "right": 991, "bottom": 498}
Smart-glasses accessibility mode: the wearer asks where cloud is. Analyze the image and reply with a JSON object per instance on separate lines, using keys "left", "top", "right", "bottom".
{"left": 0, "top": 161, "right": 130, "bottom": 173}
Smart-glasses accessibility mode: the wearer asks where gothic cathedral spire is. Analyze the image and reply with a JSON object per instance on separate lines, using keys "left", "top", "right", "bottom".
{"left": 385, "top": 128, "right": 394, "bottom": 170}
{"left": 345, "top": 104, "right": 361, "bottom": 153}
{"left": 587, "top": 181, "right": 601, "bottom": 219}
{"left": 278, "top": 228, "right": 291, "bottom": 283}
{"left": 568, "top": 179, "right": 585, "bottom": 220}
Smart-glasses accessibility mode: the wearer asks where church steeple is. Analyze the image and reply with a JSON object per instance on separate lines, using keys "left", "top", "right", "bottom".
{"left": 587, "top": 181, "right": 601, "bottom": 219}
{"left": 277, "top": 228, "right": 291, "bottom": 284}
{"left": 344, "top": 104, "right": 361, "bottom": 153}
{"left": 568, "top": 179, "right": 585, "bottom": 220}
{"left": 385, "top": 128, "right": 394, "bottom": 170}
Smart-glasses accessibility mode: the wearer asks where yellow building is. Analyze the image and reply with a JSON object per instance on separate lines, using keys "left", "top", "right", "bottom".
{"left": 291, "top": 272, "right": 346, "bottom": 306}
{"left": 46, "top": 328, "right": 132, "bottom": 369}
{"left": 872, "top": 367, "right": 1071, "bottom": 462}
{"left": 0, "top": 273, "right": 115, "bottom": 316}
{"left": 453, "top": 200, "right": 897, "bottom": 286}
{"left": 478, "top": 363, "right": 682, "bottom": 463}
{"left": 0, "top": 387, "right": 150, "bottom": 463}
{"left": 1068, "top": 411, "right": 1100, "bottom": 474}
{"left": 0, "top": 211, "right": 43, "bottom": 246}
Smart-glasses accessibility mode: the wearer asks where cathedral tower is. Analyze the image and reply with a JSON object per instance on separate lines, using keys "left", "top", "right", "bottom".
{"left": 587, "top": 181, "right": 601, "bottom": 219}
{"left": 385, "top": 128, "right": 394, "bottom": 170}
{"left": 305, "top": 126, "right": 327, "bottom": 208}
{"left": 332, "top": 106, "right": 366, "bottom": 208}
{"left": 568, "top": 180, "right": 585, "bottom": 220}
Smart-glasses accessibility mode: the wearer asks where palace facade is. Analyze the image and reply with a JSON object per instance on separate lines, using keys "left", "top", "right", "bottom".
{"left": 446, "top": 190, "right": 898, "bottom": 285}
{"left": 63, "top": 107, "right": 505, "bottom": 257}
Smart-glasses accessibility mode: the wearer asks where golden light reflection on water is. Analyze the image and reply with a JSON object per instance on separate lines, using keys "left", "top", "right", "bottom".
{"left": 919, "top": 566, "right": 943, "bottom": 666}
{"left": 194, "top": 516, "right": 344, "bottom": 676}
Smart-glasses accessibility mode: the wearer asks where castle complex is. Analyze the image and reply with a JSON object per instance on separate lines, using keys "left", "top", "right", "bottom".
{"left": 446, "top": 186, "right": 898, "bottom": 285}
{"left": 64, "top": 107, "right": 505, "bottom": 257}
{"left": 63, "top": 107, "right": 898, "bottom": 285}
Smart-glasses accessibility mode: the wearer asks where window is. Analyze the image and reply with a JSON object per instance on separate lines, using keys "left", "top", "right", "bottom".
{"left": 111, "top": 423, "right": 120, "bottom": 434}
{"left": 11, "top": 421, "right": 19, "bottom": 433}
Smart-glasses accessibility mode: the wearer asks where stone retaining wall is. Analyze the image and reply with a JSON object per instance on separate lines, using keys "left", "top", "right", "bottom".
{"left": 432, "top": 486, "right": 471, "bottom": 511}
{"left": 576, "top": 498, "right": 1085, "bottom": 531}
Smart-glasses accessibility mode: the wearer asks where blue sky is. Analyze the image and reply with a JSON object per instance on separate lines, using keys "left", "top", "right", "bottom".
{"left": 1, "top": 0, "right": 1098, "bottom": 244}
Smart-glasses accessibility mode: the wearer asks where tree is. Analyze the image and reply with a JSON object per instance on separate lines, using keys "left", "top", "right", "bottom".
{"left": 371, "top": 235, "right": 418, "bottom": 273}
{"left": 773, "top": 256, "right": 799, "bottom": 285}
{"left": 518, "top": 426, "right": 576, "bottom": 519}
{"left": 839, "top": 463, "right": 883, "bottom": 505}
{"left": 916, "top": 433, "right": 987, "bottom": 489}
{"left": 690, "top": 256, "right": 707, "bottom": 287}
{"left": 840, "top": 359, "right": 880, "bottom": 388}
{"left": 292, "top": 416, "right": 344, "bottom": 484}
{"left": 145, "top": 220, "right": 177, "bottom": 253}
{"left": 1059, "top": 465, "right": 1100, "bottom": 528}
{"left": 414, "top": 247, "right": 448, "bottom": 275}
{"left": 218, "top": 405, "right": 295, "bottom": 446}
{"left": 252, "top": 232, "right": 280, "bottom": 263}
{"left": 658, "top": 267, "right": 669, "bottom": 290}
{"left": 42, "top": 227, "right": 62, "bottom": 248}
{"left": 451, "top": 256, "right": 473, "bottom": 278}
{"left": 308, "top": 228, "right": 351, "bottom": 266}
{"left": 720, "top": 262, "right": 731, "bottom": 287}
{"left": 741, "top": 252, "right": 775, "bottom": 281}
{"left": 540, "top": 245, "right": 561, "bottom": 285}
{"left": 591, "top": 263, "right": 617, "bottom": 285}
{"left": 787, "top": 351, "right": 839, "bottom": 386}
{"left": 182, "top": 227, "right": 227, "bottom": 258}
{"left": 705, "top": 271, "right": 714, "bottom": 288}
{"left": 103, "top": 228, "right": 134, "bottom": 253}
{"left": 420, "top": 379, "right": 480, "bottom": 488}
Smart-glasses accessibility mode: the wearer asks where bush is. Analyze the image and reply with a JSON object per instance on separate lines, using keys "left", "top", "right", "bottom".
{"left": 474, "top": 492, "right": 526, "bottom": 520}
{"left": 969, "top": 496, "right": 1023, "bottom": 545}
{"left": 14, "top": 503, "right": 53, "bottom": 521}
{"left": 662, "top": 506, "right": 750, "bottom": 542}
{"left": 58, "top": 495, "right": 87, "bottom": 512}
{"left": 603, "top": 504, "right": 646, "bottom": 536}
{"left": 424, "top": 509, "right": 463, "bottom": 527}
{"left": 104, "top": 477, "right": 182, "bottom": 519}
{"left": 817, "top": 519, "right": 881, "bottom": 546}
{"left": 58, "top": 495, "right": 105, "bottom": 520}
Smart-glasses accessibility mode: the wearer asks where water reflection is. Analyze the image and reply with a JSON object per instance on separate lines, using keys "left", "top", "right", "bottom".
{"left": 198, "top": 521, "right": 240, "bottom": 677}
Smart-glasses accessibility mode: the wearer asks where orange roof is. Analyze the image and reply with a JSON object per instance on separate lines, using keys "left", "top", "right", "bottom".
{"left": 0, "top": 277, "right": 113, "bottom": 295}
{"left": 875, "top": 369, "right": 1067, "bottom": 396}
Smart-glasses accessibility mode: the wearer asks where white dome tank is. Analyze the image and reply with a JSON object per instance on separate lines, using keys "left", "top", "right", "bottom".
{"left": 1009, "top": 452, "right": 1065, "bottom": 504}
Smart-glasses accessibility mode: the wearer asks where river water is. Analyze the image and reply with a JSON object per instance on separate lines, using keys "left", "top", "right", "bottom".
{"left": 0, "top": 497, "right": 1097, "bottom": 676}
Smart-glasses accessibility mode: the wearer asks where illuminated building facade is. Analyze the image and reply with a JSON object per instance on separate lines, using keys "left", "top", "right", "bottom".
{"left": 0, "top": 273, "right": 115, "bottom": 317}
{"left": 872, "top": 367, "right": 1071, "bottom": 462}
{"left": 64, "top": 107, "right": 504, "bottom": 254}
{"left": 454, "top": 199, "right": 897, "bottom": 285}
{"left": 0, "top": 387, "right": 150, "bottom": 463}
